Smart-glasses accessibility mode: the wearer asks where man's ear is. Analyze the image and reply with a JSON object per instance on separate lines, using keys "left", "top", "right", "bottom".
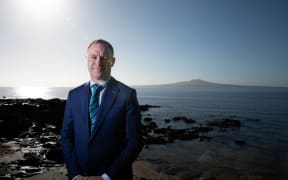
{"left": 110, "top": 57, "right": 115, "bottom": 67}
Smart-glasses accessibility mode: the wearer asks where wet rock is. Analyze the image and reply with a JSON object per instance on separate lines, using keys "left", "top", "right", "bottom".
{"left": 144, "top": 121, "right": 158, "bottom": 129}
{"left": 39, "top": 135, "right": 58, "bottom": 144}
{"left": 0, "top": 175, "right": 13, "bottom": 180}
{"left": 45, "top": 148, "right": 63, "bottom": 163}
{"left": 12, "top": 170, "right": 26, "bottom": 178}
{"left": 193, "top": 127, "right": 213, "bottom": 133}
{"left": 18, "top": 156, "right": 41, "bottom": 167}
{"left": 184, "top": 118, "right": 196, "bottom": 124}
{"left": 0, "top": 98, "right": 67, "bottom": 178}
{"left": 164, "top": 119, "right": 171, "bottom": 123}
{"left": 0, "top": 98, "right": 65, "bottom": 140}
{"left": 23, "top": 152, "right": 38, "bottom": 160}
{"left": 173, "top": 116, "right": 187, "bottom": 121}
{"left": 139, "top": 104, "right": 161, "bottom": 112}
{"left": 143, "top": 123, "right": 214, "bottom": 144}
{"left": 42, "top": 142, "right": 57, "bottom": 149}
{"left": 167, "top": 129, "right": 199, "bottom": 141}
{"left": 161, "top": 166, "right": 183, "bottom": 176}
{"left": 154, "top": 128, "right": 167, "bottom": 134}
{"left": 235, "top": 140, "right": 246, "bottom": 145}
{"left": 207, "top": 118, "right": 241, "bottom": 128}
{"left": 199, "top": 136, "right": 213, "bottom": 142}
{"left": 0, "top": 110, "right": 30, "bottom": 139}
{"left": 173, "top": 116, "right": 195, "bottom": 124}
{"left": 143, "top": 117, "right": 153, "bottom": 122}
{"left": 20, "top": 166, "right": 41, "bottom": 174}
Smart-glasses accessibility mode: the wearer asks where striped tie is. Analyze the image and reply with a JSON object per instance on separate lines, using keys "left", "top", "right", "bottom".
{"left": 89, "top": 84, "right": 103, "bottom": 134}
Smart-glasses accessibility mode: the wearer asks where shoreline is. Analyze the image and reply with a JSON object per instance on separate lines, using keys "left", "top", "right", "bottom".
{"left": 0, "top": 140, "right": 179, "bottom": 180}
{"left": 0, "top": 98, "right": 287, "bottom": 179}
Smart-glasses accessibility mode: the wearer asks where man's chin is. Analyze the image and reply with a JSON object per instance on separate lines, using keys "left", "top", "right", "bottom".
{"left": 91, "top": 74, "right": 109, "bottom": 81}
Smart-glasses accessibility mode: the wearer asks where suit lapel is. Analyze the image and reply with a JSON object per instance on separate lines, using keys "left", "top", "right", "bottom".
{"left": 80, "top": 82, "right": 90, "bottom": 139}
{"left": 89, "top": 77, "right": 119, "bottom": 141}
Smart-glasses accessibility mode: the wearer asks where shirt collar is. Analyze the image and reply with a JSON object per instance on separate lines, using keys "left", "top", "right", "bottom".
{"left": 89, "top": 76, "right": 111, "bottom": 88}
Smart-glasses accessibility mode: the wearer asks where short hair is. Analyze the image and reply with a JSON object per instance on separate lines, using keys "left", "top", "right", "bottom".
{"left": 87, "top": 39, "right": 114, "bottom": 57}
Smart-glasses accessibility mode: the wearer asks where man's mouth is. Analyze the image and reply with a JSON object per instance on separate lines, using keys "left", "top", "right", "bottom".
{"left": 92, "top": 67, "right": 101, "bottom": 71}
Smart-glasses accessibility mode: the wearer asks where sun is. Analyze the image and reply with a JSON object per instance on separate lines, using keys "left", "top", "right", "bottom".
{"left": 16, "top": 0, "right": 64, "bottom": 22}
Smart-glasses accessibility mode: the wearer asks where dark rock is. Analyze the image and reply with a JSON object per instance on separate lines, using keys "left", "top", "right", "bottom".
{"left": 11, "top": 170, "right": 26, "bottom": 178}
{"left": 0, "top": 98, "right": 65, "bottom": 140}
{"left": 45, "top": 148, "right": 63, "bottom": 162}
{"left": 139, "top": 104, "right": 160, "bottom": 112}
{"left": 18, "top": 156, "right": 41, "bottom": 167}
{"left": 23, "top": 152, "right": 38, "bottom": 160}
{"left": 193, "top": 127, "right": 213, "bottom": 133}
{"left": 235, "top": 140, "right": 246, "bottom": 145}
{"left": 167, "top": 129, "right": 198, "bottom": 141}
{"left": 0, "top": 98, "right": 66, "bottom": 178}
{"left": 173, "top": 116, "right": 188, "bottom": 121}
{"left": 0, "top": 176, "right": 13, "bottom": 180}
{"left": 207, "top": 118, "right": 241, "bottom": 128}
{"left": 199, "top": 136, "right": 213, "bottom": 141}
{"left": 143, "top": 117, "right": 153, "bottom": 122}
{"left": 20, "top": 166, "right": 41, "bottom": 174}
{"left": 154, "top": 128, "right": 167, "bottom": 134}
{"left": 183, "top": 118, "right": 196, "bottom": 124}
{"left": 164, "top": 119, "right": 171, "bottom": 123}
{"left": 39, "top": 135, "right": 58, "bottom": 144}
{"left": 161, "top": 166, "right": 183, "bottom": 175}
{"left": 145, "top": 121, "right": 158, "bottom": 129}
{"left": 42, "top": 142, "right": 57, "bottom": 149}
{"left": 144, "top": 124, "right": 214, "bottom": 144}
{"left": 173, "top": 116, "right": 195, "bottom": 124}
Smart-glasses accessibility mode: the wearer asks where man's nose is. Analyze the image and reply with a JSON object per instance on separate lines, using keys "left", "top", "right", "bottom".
{"left": 93, "top": 56, "right": 101, "bottom": 65}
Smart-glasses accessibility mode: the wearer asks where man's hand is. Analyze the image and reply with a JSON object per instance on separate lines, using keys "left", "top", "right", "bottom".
{"left": 74, "top": 176, "right": 103, "bottom": 180}
{"left": 74, "top": 175, "right": 86, "bottom": 180}
{"left": 87, "top": 176, "right": 103, "bottom": 180}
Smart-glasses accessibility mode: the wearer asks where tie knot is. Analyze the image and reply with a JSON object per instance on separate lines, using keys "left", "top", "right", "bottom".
{"left": 91, "top": 84, "right": 103, "bottom": 95}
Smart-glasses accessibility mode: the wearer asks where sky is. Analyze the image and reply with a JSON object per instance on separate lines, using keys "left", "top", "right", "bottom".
{"left": 0, "top": 0, "right": 288, "bottom": 87}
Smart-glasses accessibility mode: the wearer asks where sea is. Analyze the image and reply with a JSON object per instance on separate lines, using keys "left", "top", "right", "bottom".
{"left": 1, "top": 86, "right": 288, "bottom": 178}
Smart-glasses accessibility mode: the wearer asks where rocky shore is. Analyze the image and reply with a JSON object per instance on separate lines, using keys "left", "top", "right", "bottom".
{"left": 0, "top": 98, "right": 275, "bottom": 180}
{"left": 0, "top": 98, "right": 65, "bottom": 179}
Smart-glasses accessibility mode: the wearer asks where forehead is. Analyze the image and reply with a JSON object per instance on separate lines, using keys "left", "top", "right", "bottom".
{"left": 87, "top": 43, "right": 108, "bottom": 55}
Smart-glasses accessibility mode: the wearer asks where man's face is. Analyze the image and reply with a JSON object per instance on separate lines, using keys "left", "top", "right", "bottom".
{"left": 87, "top": 43, "right": 115, "bottom": 82}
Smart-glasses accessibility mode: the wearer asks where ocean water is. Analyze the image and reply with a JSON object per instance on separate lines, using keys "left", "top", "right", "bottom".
{"left": 135, "top": 86, "right": 288, "bottom": 178}
{"left": 136, "top": 86, "right": 288, "bottom": 150}
{"left": 1, "top": 86, "right": 288, "bottom": 148}
{"left": 1, "top": 86, "right": 288, "bottom": 177}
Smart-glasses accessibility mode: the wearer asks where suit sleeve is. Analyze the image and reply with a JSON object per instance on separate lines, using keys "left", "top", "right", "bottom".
{"left": 60, "top": 91, "right": 81, "bottom": 180}
{"left": 105, "top": 89, "right": 144, "bottom": 178}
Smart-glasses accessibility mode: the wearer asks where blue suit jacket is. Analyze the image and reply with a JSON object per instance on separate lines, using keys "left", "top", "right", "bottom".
{"left": 61, "top": 77, "right": 143, "bottom": 180}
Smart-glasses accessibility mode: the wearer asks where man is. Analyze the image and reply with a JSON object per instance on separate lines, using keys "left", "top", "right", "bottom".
{"left": 61, "top": 39, "right": 143, "bottom": 180}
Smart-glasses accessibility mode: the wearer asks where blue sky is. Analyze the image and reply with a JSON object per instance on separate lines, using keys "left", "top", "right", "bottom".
{"left": 0, "top": 0, "right": 287, "bottom": 87}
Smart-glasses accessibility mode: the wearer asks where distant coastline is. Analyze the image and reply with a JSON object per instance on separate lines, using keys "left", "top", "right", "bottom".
{"left": 0, "top": 79, "right": 287, "bottom": 89}
{"left": 133, "top": 79, "right": 288, "bottom": 88}
{"left": 0, "top": 80, "right": 287, "bottom": 100}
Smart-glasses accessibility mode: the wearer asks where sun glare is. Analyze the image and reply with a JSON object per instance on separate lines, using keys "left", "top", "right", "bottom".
{"left": 16, "top": 0, "right": 64, "bottom": 22}
{"left": 15, "top": 87, "right": 50, "bottom": 99}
